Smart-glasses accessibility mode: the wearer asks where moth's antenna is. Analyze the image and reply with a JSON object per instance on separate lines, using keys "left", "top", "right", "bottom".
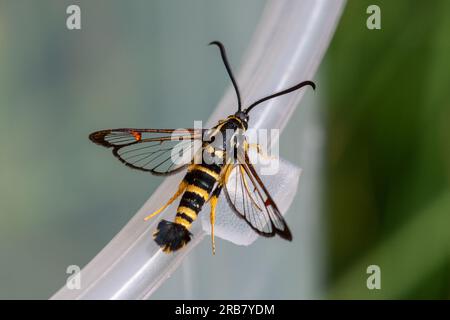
{"left": 244, "top": 80, "right": 316, "bottom": 114}
{"left": 209, "top": 41, "right": 242, "bottom": 112}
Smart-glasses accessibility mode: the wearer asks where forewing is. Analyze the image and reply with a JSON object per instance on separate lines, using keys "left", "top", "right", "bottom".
{"left": 89, "top": 128, "right": 203, "bottom": 175}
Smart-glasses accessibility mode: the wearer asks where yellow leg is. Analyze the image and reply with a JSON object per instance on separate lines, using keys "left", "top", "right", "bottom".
{"left": 144, "top": 181, "right": 187, "bottom": 221}
{"left": 246, "top": 142, "right": 274, "bottom": 160}
{"left": 209, "top": 193, "right": 219, "bottom": 255}
{"left": 208, "top": 164, "right": 233, "bottom": 255}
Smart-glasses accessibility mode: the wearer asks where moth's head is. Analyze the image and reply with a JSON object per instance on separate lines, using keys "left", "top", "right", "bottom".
{"left": 234, "top": 111, "right": 249, "bottom": 129}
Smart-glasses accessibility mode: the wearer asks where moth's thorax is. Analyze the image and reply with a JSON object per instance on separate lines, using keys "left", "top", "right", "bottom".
{"left": 205, "top": 115, "right": 245, "bottom": 146}
{"left": 200, "top": 115, "right": 247, "bottom": 167}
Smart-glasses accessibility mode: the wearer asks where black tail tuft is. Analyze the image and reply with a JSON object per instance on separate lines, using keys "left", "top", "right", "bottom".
{"left": 153, "top": 220, "right": 192, "bottom": 253}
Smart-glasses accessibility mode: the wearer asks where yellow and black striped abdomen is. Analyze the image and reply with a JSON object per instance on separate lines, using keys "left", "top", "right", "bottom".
{"left": 153, "top": 163, "right": 222, "bottom": 253}
{"left": 174, "top": 163, "right": 222, "bottom": 229}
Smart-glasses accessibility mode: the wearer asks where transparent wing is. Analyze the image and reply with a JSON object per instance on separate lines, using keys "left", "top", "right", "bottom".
{"left": 223, "top": 154, "right": 292, "bottom": 240}
{"left": 89, "top": 128, "right": 203, "bottom": 175}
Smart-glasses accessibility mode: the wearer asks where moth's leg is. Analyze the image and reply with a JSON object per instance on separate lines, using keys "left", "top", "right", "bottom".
{"left": 209, "top": 164, "right": 233, "bottom": 255}
{"left": 209, "top": 185, "right": 221, "bottom": 255}
{"left": 244, "top": 142, "right": 275, "bottom": 161}
{"left": 144, "top": 180, "right": 187, "bottom": 221}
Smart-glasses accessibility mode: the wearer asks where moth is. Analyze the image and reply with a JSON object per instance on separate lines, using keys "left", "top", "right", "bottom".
{"left": 89, "top": 41, "right": 315, "bottom": 254}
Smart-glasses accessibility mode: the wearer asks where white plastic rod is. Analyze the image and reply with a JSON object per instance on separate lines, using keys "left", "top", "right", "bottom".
{"left": 52, "top": 0, "right": 345, "bottom": 300}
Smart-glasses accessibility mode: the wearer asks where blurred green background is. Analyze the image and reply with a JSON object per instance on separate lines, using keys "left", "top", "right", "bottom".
{"left": 0, "top": 0, "right": 449, "bottom": 299}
